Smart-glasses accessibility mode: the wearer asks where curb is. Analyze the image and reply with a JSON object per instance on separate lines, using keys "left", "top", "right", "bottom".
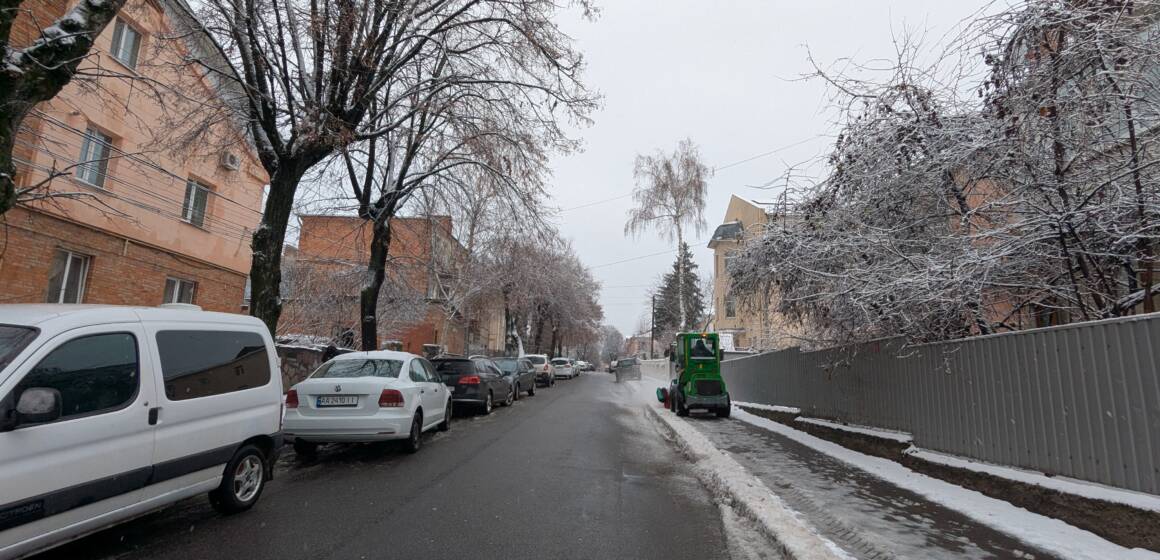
{"left": 644, "top": 403, "right": 851, "bottom": 560}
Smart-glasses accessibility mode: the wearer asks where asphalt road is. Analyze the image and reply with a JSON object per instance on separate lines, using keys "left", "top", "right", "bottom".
{"left": 34, "top": 373, "right": 732, "bottom": 560}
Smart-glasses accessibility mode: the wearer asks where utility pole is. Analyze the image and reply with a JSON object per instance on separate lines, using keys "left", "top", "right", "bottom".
{"left": 649, "top": 294, "right": 656, "bottom": 359}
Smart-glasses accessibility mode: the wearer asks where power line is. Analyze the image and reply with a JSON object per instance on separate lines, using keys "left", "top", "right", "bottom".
{"left": 590, "top": 239, "right": 709, "bottom": 269}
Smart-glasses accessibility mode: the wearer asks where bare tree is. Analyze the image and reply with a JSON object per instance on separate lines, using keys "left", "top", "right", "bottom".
{"left": 191, "top": 0, "right": 596, "bottom": 336}
{"left": 625, "top": 138, "right": 710, "bottom": 330}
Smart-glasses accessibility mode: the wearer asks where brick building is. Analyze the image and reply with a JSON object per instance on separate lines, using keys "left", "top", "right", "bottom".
{"left": 281, "top": 215, "right": 505, "bottom": 355}
{"left": 1, "top": 0, "right": 267, "bottom": 312}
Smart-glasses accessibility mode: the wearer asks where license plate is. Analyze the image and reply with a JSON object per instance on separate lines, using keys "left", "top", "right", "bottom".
{"left": 317, "top": 395, "right": 358, "bottom": 407}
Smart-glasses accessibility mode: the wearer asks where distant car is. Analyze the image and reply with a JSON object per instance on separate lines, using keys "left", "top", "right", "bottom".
{"left": 551, "top": 357, "right": 575, "bottom": 379}
{"left": 522, "top": 354, "right": 555, "bottom": 387}
{"left": 283, "top": 351, "right": 451, "bottom": 456}
{"left": 614, "top": 357, "right": 642, "bottom": 381}
{"left": 494, "top": 357, "right": 537, "bottom": 398}
{"left": 432, "top": 356, "right": 513, "bottom": 414}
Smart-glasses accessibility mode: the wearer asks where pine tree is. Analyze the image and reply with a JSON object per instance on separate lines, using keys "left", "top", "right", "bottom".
{"left": 652, "top": 242, "right": 705, "bottom": 338}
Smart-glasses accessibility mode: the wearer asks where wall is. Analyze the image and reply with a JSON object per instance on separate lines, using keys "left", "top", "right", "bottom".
{"left": 0, "top": 207, "right": 246, "bottom": 311}
{"left": 11, "top": 0, "right": 267, "bottom": 276}
{"left": 722, "top": 314, "right": 1160, "bottom": 494}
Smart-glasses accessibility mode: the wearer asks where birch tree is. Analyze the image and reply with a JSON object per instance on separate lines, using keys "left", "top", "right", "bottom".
{"left": 624, "top": 138, "right": 710, "bottom": 330}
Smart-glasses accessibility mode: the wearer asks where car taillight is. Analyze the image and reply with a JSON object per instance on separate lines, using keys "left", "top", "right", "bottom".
{"left": 286, "top": 389, "right": 299, "bottom": 409}
{"left": 459, "top": 375, "right": 481, "bottom": 385}
{"left": 379, "top": 389, "right": 404, "bottom": 407}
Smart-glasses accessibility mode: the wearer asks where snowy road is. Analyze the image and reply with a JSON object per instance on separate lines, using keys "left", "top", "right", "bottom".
{"left": 29, "top": 374, "right": 744, "bottom": 560}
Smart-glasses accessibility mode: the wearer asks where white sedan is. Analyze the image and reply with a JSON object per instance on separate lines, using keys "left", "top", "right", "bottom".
{"left": 551, "top": 357, "right": 576, "bottom": 379}
{"left": 283, "top": 351, "right": 451, "bottom": 455}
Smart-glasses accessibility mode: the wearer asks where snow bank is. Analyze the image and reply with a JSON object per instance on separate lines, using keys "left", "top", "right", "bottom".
{"left": 794, "top": 417, "right": 913, "bottom": 443}
{"left": 906, "top": 447, "right": 1160, "bottom": 514}
{"left": 733, "top": 408, "right": 1160, "bottom": 560}
{"left": 644, "top": 403, "right": 851, "bottom": 560}
{"left": 734, "top": 401, "right": 802, "bottom": 415}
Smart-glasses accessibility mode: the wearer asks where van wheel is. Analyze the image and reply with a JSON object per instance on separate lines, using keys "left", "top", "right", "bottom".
{"left": 403, "top": 414, "right": 422, "bottom": 454}
{"left": 209, "top": 445, "right": 267, "bottom": 514}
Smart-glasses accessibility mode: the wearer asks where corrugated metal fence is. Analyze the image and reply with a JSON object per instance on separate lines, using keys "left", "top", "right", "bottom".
{"left": 723, "top": 314, "right": 1160, "bottom": 495}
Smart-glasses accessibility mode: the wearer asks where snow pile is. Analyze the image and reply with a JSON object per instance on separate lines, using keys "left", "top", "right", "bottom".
{"left": 733, "top": 408, "right": 1160, "bottom": 560}
{"left": 794, "top": 417, "right": 912, "bottom": 443}
{"left": 734, "top": 401, "right": 802, "bottom": 415}
{"left": 906, "top": 447, "right": 1160, "bottom": 514}
{"left": 645, "top": 402, "right": 852, "bottom": 560}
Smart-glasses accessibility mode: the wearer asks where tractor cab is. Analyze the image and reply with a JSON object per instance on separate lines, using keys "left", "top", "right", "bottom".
{"left": 658, "top": 332, "right": 731, "bottom": 418}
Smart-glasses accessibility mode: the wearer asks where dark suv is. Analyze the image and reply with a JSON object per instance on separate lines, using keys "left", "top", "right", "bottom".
{"left": 432, "top": 356, "right": 514, "bottom": 414}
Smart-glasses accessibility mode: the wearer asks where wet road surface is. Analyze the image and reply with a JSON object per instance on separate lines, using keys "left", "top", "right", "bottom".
{"left": 32, "top": 374, "right": 732, "bottom": 560}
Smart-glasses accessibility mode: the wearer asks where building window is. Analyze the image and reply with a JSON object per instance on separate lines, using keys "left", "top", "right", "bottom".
{"left": 724, "top": 292, "right": 736, "bottom": 318}
{"left": 46, "top": 250, "right": 90, "bottom": 304}
{"left": 164, "top": 277, "right": 197, "bottom": 304}
{"left": 182, "top": 179, "right": 210, "bottom": 227}
{"left": 110, "top": 19, "right": 142, "bottom": 69}
{"left": 76, "top": 127, "right": 112, "bottom": 187}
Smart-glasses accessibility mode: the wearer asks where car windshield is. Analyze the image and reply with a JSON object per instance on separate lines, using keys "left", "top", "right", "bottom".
{"left": 551, "top": 359, "right": 569, "bottom": 365}
{"left": 524, "top": 356, "right": 546, "bottom": 364}
{"left": 689, "top": 337, "right": 717, "bottom": 360}
{"left": 0, "top": 325, "right": 38, "bottom": 372}
{"left": 493, "top": 358, "right": 518, "bottom": 373}
{"left": 433, "top": 360, "right": 474, "bottom": 375}
{"left": 311, "top": 359, "right": 402, "bottom": 379}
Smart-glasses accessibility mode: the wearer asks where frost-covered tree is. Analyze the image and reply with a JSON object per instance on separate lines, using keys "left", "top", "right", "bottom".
{"left": 625, "top": 138, "right": 710, "bottom": 330}
{"left": 651, "top": 242, "right": 705, "bottom": 339}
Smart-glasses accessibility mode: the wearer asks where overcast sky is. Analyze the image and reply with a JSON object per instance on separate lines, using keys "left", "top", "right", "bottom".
{"left": 547, "top": 0, "right": 994, "bottom": 336}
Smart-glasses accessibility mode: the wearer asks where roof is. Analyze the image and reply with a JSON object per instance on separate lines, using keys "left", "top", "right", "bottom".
{"left": 708, "top": 220, "right": 744, "bottom": 248}
{"left": 0, "top": 304, "right": 265, "bottom": 330}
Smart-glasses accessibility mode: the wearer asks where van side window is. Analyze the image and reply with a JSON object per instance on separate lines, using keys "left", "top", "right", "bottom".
{"left": 156, "top": 331, "right": 270, "bottom": 401}
{"left": 16, "top": 333, "right": 138, "bottom": 421}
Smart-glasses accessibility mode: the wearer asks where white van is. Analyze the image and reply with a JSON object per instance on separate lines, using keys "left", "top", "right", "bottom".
{"left": 0, "top": 305, "right": 284, "bottom": 559}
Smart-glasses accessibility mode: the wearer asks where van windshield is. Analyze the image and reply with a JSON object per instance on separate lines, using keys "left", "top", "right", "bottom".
{"left": 0, "top": 325, "right": 38, "bottom": 372}
{"left": 311, "top": 359, "right": 402, "bottom": 379}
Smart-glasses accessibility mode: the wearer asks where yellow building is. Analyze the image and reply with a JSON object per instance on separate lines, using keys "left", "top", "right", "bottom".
{"left": 708, "top": 195, "right": 803, "bottom": 351}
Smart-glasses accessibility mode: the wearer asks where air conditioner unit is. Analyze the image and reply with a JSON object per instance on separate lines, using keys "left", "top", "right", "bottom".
{"left": 219, "top": 151, "right": 241, "bottom": 171}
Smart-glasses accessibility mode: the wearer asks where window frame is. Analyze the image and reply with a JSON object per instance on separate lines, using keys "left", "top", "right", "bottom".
{"left": 76, "top": 127, "right": 113, "bottom": 188}
{"left": 46, "top": 249, "right": 91, "bottom": 304}
{"left": 408, "top": 359, "right": 429, "bottom": 383}
{"left": 163, "top": 277, "right": 197, "bottom": 305}
{"left": 109, "top": 18, "right": 142, "bottom": 70}
{"left": 181, "top": 179, "right": 212, "bottom": 228}
{"left": 9, "top": 331, "right": 141, "bottom": 428}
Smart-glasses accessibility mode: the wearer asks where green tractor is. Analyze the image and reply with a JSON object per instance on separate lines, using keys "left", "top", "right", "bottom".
{"left": 656, "top": 332, "right": 731, "bottom": 418}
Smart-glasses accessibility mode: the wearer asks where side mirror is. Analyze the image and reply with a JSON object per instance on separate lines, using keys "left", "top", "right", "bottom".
{"left": 656, "top": 387, "right": 668, "bottom": 403}
{"left": 15, "top": 388, "right": 62, "bottom": 426}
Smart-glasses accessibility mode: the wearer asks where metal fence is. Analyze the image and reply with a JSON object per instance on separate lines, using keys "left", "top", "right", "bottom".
{"left": 723, "top": 314, "right": 1160, "bottom": 495}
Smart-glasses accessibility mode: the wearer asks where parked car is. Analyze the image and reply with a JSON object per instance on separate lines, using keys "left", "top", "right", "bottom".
{"left": 522, "top": 354, "right": 555, "bottom": 387}
{"left": 432, "top": 356, "right": 513, "bottom": 414}
{"left": 551, "top": 357, "right": 575, "bottom": 379}
{"left": 493, "top": 357, "right": 537, "bottom": 398}
{"left": 0, "top": 304, "right": 284, "bottom": 559}
{"left": 282, "top": 351, "right": 451, "bottom": 456}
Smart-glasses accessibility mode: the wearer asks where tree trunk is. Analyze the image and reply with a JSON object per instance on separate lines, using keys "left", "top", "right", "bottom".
{"left": 503, "top": 287, "right": 519, "bottom": 354}
{"left": 249, "top": 165, "right": 305, "bottom": 336}
{"left": 0, "top": 112, "right": 20, "bottom": 214}
{"left": 359, "top": 218, "right": 393, "bottom": 350}
{"left": 549, "top": 321, "right": 559, "bottom": 358}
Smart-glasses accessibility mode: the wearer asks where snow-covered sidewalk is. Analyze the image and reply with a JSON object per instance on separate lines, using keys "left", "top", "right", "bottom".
{"left": 630, "top": 367, "right": 1157, "bottom": 559}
